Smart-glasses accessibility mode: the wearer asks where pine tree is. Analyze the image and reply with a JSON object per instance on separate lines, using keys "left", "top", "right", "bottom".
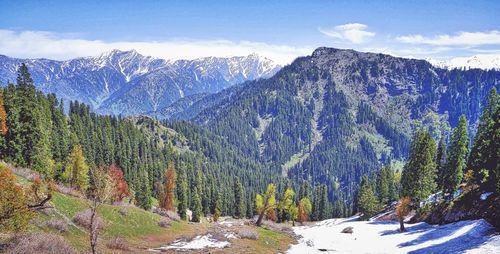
{"left": 436, "top": 135, "right": 448, "bottom": 190}
{"left": 234, "top": 178, "right": 245, "bottom": 218}
{"left": 176, "top": 165, "right": 188, "bottom": 220}
{"left": 357, "top": 175, "right": 380, "bottom": 220}
{"left": 376, "top": 166, "right": 390, "bottom": 205}
{"left": 442, "top": 115, "right": 468, "bottom": 197}
{"left": 192, "top": 187, "right": 202, "bottom": 222}
{"left": 136, "top": 170, "right": 152, "bottom": 210}
{"left": 485, "top": 106, "right": 500, "bottom": 193}
{"left": 467, "top": 88, "right": 499, "bottom": 191}
{"left": 319, "top": 185, "right": 329, "bottom": 220}
{"left": 213, "top": 190, "right": 222, "bottom": 222}
{"left": 400, "top": 130, "right": 437, "bottom": 203}
{"left": 311, "top": 185, "right": 321, "bottom": 221}
{"left": 14, "top": 64, "right": 52, "bottom": 174}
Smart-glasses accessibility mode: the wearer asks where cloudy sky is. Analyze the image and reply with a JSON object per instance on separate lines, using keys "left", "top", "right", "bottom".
{"left": 0, "top": 0, "right": 499, "bottom": 64}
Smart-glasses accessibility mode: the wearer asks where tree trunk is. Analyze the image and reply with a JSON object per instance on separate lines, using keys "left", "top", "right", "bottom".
{"left": 256, "top": 212, "right": 265, "bottom": 226}
{"left": 90, "top": 201, "right": 98, "bottom": 254}
{"left": 399, "top": 217, "right": 405, "bottom": 232}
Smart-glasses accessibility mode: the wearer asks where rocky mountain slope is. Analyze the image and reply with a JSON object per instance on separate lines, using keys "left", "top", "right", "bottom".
{"left": 0, "top": 50, "right": 281, "bottom": 115}
{"left": 191, "top": 47, "right": 500, "bottom": 202}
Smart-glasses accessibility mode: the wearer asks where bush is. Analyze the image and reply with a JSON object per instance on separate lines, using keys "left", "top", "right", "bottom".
{"left": 72, "top": 209, "right": 103, "bottom": 229}
{"left": 118, "top": 207, "right": 128, "bottom": 216}
{"left": 45, "top": 219, "right": 68, "bottom": 232}
{"left": 6, "top": 233, "right": 77, "bottom": 254}
{"left": 106, "top": 237, "right": 129, "bottom": 250}
{"left": 158, "top": 217, "right": 171, "bottom": 228}
{"left": 237, "top": 228, "right": 258, "bottom": 240}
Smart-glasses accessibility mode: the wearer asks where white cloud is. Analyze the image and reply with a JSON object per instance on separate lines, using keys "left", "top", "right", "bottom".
{"left": 396, "top": 30, "right": 500, "bottom": 46}
{"left": 318, "top": 23, "right": 375, "bottom": 44}
{"left": 0, "top": 30, "right": 314, "bottom": 65}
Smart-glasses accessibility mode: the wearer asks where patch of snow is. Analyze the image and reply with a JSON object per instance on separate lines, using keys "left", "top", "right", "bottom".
{"left": 288, "top": 216, "right": 500, "bottom": 254}
{"left": 480, "top": 192, "right": 493, "bottom": 201}
{"left": 151, "top": 234, "right": 230, "bottom": 251}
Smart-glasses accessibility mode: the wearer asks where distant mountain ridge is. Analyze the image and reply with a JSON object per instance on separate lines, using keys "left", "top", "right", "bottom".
{"left": 429, "top": 54, "right": 500, "bottom": 70}
{"left": 0, "top": 50, "right": 281, "bottom": 115}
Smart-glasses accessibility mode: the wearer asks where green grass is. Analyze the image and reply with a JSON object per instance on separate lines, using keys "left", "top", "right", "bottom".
{"left": 10, "top": 173, "right": 294, "bottom": 253}
{"left": 256, "top": 227, "right": 287, "bottom": 249}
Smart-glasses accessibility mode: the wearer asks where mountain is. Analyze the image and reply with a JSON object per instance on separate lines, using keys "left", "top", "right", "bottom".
{"left": 190, "top": 47, "right": 500, "bottom": 203}
{"left": 429, "top": 54, "right": 500, "bottom": 70}
{"left": 0, "top": 50, "right": 281, "bottom": 115}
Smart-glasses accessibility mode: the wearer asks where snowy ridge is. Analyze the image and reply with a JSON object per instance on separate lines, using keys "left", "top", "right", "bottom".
{"left": 0, "top": 50, "right": 281, "bottom": 116}
{"left": 429, "top": 54, "right": 500, "bottom": 70}
{"left": 288, "top": 216, "right": 500, "bottom": 253}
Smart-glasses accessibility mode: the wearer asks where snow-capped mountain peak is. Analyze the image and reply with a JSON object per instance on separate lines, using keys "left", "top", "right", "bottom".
{"left": 429, "top": 54, "right": 500, "bottom": 70}
{"left": 0, "top": 50, "right": 282, "bottom": 116}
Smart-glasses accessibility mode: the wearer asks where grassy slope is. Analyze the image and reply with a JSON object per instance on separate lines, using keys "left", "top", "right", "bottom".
{"left": 12, "top": 175, "right": 295, "bottom": 253}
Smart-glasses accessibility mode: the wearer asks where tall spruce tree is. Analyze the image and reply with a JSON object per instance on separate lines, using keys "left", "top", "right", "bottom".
{"left": 357, "top": 175, "right": 380, "bottom": 220}
{"left": 442, "top": 115, "right": 468, "bottom": 197}
{"left": 436, "top": 135, "right": 448, "bottom": 190}
{"left": 376, "top": 166, "right": 390, "bottom": 205}
{"left": 400, "top": 130, "right": 437, "bottom": 203}
{"left": 176, "top": 165, "right": 188, "bottom": 220}
{"left": 234, "top": 178, "right": 245, "bottom": 218}
{"left": 192, "top": 187, "right": 202, "bottom": 222}
{"left": 467, "top": 88, "right": 499, "bottom": 190}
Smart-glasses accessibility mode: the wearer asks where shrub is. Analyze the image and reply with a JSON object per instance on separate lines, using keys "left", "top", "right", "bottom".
{"left": 6, "top": 233, "right": 77, "bottom": 254}
{"left": 118, "top": 207, "right": 128, "bottom": 216}
{"left": 237, "top": 228, "right": 258, "bottom": 240}
{"left": 106, "top": 237, "right": 129, "bottom": 250}
{"left": 158, "top": 217, "right": 171, "bottom": 228}
{"left": 72, "top": 209, "right": 103, "bottom": 229}
{"left": 45, "top": 219, "right": 68, "bottom": 232}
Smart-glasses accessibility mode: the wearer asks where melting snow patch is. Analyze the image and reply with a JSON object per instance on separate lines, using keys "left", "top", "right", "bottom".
{"left": 287, "top": 216, "right": 500, "bottom": 254}
{"left": 150, "top": 234, "right": 230, "bottom": 251}
{"left": 480, "top": 192, "right": 493, "bottom": 201}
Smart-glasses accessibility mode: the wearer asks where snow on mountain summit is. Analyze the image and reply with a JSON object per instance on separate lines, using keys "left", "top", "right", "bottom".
{"left": 0, "top": 50, "right": 282, "bottom": 115}
{"left": 429, "top": 54, "right": 500, "bottom": 70}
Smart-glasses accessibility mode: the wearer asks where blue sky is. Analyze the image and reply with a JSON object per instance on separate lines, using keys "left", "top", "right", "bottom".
{"left": 1, "top": 0, "right": 499, "bottom": 64}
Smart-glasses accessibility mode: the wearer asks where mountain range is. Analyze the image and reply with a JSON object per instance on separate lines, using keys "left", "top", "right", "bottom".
{"left": 0, "top": 50, "right": 281, "bottom": 116}
{"left": 429, "top": 54, "right": 500, "bottom": 70}
{"left": 1, "top": 47, "right": 499, "bottom": 203}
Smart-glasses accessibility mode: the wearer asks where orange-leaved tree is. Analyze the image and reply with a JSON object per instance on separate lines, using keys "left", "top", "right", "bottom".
{"left": 0, "top": 90, "right": 7, "bottom": 136}
{"left": 396, "top": 196, "right": 412, "bottom": 232}
{"left": 109, "top": 164, "right": 129, "bottom": 203}
{"left": 160, "top": 162, "right": 176, "bottom": 211}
